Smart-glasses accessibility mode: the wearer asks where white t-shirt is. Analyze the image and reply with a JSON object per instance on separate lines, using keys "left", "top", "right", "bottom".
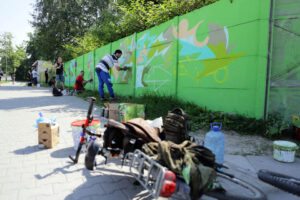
{"left": 95, "top": 54, "right": 119, "bottom": 73}
{"left": 32, "top": 70, "right": 38, "bottom": 78}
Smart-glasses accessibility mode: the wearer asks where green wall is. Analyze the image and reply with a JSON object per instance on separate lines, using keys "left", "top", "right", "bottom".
{"left": 68, "top": 59, "right": 77, "bottom": 88}
{"left": 267, "top": 0, "right": 300, "bottom": 121}
{"left": 177, "top": 0, "right": 270, "bottom": 118}
{"left": 83, "top": 51, "right": 95, "bottom": 90}
{"left": 111, "top": 34, "right": 136, "bottom": 96}
{"left": 65, "top": 0, "right": 275, "bottom": 119}
{"left": 64, "top": 60, "right": 71, "bottom": 88}
{"left": 136, "top": 18, "right": 178, "bottom": 96}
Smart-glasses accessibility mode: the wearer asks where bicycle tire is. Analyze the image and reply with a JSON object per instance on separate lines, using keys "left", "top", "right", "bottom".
{"left": 206, "top": 172, "right": 266, "bottom": 200}
{"left": 258, "top": 169, "right": 300, "bottom": 196}
{"left": 85, "top": 141, "right": 101, "bottom": 170}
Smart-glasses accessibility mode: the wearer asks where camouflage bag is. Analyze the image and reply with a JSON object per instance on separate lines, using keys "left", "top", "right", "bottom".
{"left": 163, "top": 108, "right": 190, "bottom": 143}
{"left": 142, "top": 140, "right": 216, "bottom": 199}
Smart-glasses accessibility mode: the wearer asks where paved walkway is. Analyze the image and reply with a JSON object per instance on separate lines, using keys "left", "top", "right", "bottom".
{"left": 0, "top": 85, "right": 152, "bottom": 200}
{"left": 0, "top": 84, "right": 299, "bottom": 200}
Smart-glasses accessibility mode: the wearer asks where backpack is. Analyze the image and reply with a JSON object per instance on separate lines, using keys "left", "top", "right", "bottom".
{"left": 142, "top": 140, "right": 216, "bottom": 199}
{"left": 103, "top": 118, "right": 160, "bottom": 156}
{"left": 163, "top": 108, "right": 190, "bottom": 144}
{"left": 52, "top": 87, "right": 63, "bottom": 96}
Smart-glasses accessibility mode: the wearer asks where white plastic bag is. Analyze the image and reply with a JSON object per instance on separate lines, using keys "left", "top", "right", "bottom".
{"left": 61, "top": 89, "right": 67, "bottom": 96}
{"left": 146, "top": 117, "right": 163, "bottom": 128}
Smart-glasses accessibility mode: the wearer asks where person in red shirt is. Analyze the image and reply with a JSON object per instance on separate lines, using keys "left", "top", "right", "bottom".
{"left": 75, "top": 71, "right": 93, "bottom": 93}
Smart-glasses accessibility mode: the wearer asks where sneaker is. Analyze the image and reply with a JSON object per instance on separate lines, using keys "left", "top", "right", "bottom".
{"left": 100, "top": 97, "right": 108, "bottom": 102}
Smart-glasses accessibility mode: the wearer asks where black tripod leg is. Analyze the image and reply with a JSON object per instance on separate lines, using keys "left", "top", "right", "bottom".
{"left": 121, "top": 157, "right": 125, "bottom": 167}
{"left": 104, "top": 155, "right": 108, "bottom": 164}
{"left": 69, "top": 142, "right": 84, "bottom": 164}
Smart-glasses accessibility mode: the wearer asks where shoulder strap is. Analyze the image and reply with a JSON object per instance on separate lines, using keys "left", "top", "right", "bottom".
{"left": 170, "top": 108, "right": 188, "bottom": 118}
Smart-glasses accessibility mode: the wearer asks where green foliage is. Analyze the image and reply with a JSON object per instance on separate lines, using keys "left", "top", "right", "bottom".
{"left": 30, "top": 0, "right": 110, "bottom": 60}
{"left": 62, "top": 33, "right": 103, "bottom": 60}
{"left": 114, "top": 0, "right": 219, "bottom": 38}
{"left": 0, "top": 33, "right": 27, "bottom": 74}
{"left": 75, "top": 90, "right": 289, "bottom": 138}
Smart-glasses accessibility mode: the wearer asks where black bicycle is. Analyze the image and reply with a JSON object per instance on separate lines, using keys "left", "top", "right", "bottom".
{"left": 69, "top": 97, "right": 102, "bottom": 164}
{"left": 258, "top": 169, "right": 300, "bottom": 196}
{"left": 204, "top": 169, "right": 266, "bottom": 200}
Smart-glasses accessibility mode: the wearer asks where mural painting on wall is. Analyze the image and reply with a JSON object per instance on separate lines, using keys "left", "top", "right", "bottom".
{"left": 69, "top": 59, "right": 77, "bottom": 83}
{"left": 136, "top": 24, "right": 175, "bottom": 92}
{"left": 135, "top": 17, "right": 245, "bottom": 92}
{"left": 86, "top": 53, "right": 93, "bottom": 80}
{"left": 177, "top": 19, "right": 245, "bottom": 84}
{"left": 111, "top": 36, "right": 135, "bottom": 84}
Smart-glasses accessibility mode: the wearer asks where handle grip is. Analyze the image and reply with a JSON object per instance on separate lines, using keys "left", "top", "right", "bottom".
{"left": 211, "top": 122, "right": 222, "bottom": 130}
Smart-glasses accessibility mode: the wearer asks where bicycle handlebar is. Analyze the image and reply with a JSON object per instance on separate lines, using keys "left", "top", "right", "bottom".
{"left": 85, "top": 129, "right": 102, "bottom": 137}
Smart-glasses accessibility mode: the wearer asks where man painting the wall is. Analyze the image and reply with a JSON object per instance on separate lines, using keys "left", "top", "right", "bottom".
{"left": 53, "top": 57, "right": 66, "bottom": 90}
{"left": 95, "top": 49, "right": 128, "bottom": 101}
{"left": 75, "top": 70, "right": 93, "bottom": 93}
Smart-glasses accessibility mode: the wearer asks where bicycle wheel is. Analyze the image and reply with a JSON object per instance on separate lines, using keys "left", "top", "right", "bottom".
{"left": 206, "top": 172, "right": 266, "bottom": 200}
{"left": 258, "top": 169, "right": 300, "bottom": 196}
{"left": 85, "top": 141, "right": 101, "bottom": 170}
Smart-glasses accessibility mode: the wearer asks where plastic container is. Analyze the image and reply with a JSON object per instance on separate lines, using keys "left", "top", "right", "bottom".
{"left": 292, "top": 115, "right": 300, "bottom": 141}
{"left": 34, "top": 112, "right": 51, "bottom": 128}
{"left": 99, "top": 107, "right": 109, "bottom": 118}
{"left": 100, "top": 107, "right": 105, "bottom": 117}
{"left": 204, "top": 123, "right": 225, "bottom": 165}
{"left": 71, "top": 120, "right": 101, "bottom": 151}
{"left": 273, "top": 140, "right": 298, "bottom": 163}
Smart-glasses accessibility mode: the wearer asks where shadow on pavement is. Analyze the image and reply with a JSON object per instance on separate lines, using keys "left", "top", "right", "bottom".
{"left": 0, "top": 86, "right": 48, "bottom": 91}
{"left": 13, "top": 145, "right": 44, "bottom": 155}
{"left": 0, "top": 93, "right": 88, "bottom": 116}
{"left": 34, "top": 159, "right": 152, "bottom": 200}
{"left": 63, "top": 166, "right": 153, "bottom": 200}
{"left": 50, "top": 147, "right": 75, "bottom": 158}
{"left": 35, "top": 162, "right": 80, "bottom": 179}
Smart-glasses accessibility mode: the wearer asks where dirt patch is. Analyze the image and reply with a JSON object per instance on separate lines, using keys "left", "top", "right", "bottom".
{"left": 189, "top": 130, "right": 274, "bottom": 156}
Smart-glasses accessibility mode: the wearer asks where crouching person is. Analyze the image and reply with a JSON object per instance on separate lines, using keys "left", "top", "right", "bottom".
{"left": 75, "top": 71, "right": 93, "bottom": 93}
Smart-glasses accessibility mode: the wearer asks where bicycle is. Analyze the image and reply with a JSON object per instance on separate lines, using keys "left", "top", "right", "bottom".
{"left": 69, "top": 97, "right": 102, "bottom": 164}
{"left": 258, "top": 169, "right": 300, "bottom": 196}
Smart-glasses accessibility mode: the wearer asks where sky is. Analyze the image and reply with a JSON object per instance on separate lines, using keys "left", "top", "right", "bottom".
{"left": 0, "top": 0, "right": 36, "bottom": 46}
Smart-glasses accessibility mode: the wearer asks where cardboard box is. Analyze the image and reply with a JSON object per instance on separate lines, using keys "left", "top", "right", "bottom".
{"left": 38, "top": 123, "right": 60, "bottom": 148}
{"left": 105, "top": 103, "right": 120, "bottom": 121}
{"left": 118, "top": 103, "right": 145, "bottom": 123}
{"left": 104, "top": 103, "right": 145, "bottom": 122}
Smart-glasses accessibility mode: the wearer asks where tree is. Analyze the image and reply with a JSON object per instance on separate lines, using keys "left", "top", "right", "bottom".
{"left": 115, "top": 0, "right": 219, "bottom": 37}
{"left": 30, "top": 0, "right": 110, "bottom": 60}
{"left": 13, "top": 44, "right": 27, "bottom": 71}
{"left": 0, "top": 33, "right": 27, "bottom": 81}
{"left": 62, "top": 32, "right": 103, "bottom": 59}
{"left": 0, "top": 33, "right": 15, "bottom": 74}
